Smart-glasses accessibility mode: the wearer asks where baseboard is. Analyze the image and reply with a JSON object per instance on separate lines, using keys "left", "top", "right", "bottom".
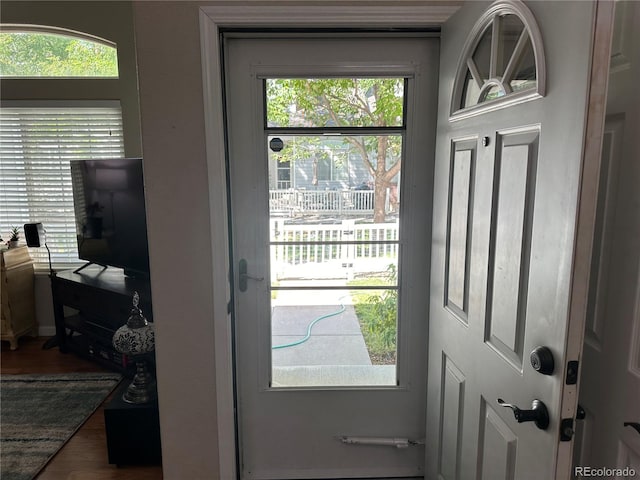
{"left": 38, "top": 326, "right": 56, "bottom": 337}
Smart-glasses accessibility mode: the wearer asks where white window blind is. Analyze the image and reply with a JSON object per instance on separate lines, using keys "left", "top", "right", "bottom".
{"left": 0, "top": 104, "right": 124, "bottom": 268}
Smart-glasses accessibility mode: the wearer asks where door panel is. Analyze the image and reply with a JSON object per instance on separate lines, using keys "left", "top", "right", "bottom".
{"left": 485, "top": 130, "right": 538, "bottom": 370}
{"left": 226, "top": 37, "right": 438, "bottom": 479}
{"left": 427, "top": 1, "right": 597, "bottom": 479}
{"left": 445, "top": 140, "right": 475, "bottom": 322}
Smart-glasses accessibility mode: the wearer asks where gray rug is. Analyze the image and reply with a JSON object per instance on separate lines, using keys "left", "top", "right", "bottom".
{"left": 1, "top": 373, "right": 122, "bottom": 480}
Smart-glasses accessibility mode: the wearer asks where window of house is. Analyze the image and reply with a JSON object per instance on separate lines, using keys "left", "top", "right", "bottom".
{"left": 0, "top": 28, "right": 118, "bottom": 77}
{"left": 0, "top": 103, "right": 125, "bottom": 268}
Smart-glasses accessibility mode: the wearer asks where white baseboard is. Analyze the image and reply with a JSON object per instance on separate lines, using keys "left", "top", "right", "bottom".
{"left": 38, "top": 325, "right": 56, "bottom": 337}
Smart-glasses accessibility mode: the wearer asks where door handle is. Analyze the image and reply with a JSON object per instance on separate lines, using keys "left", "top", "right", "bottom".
{"left": 497, "top": 398, "right": 550, "bottom": 430}
{"left": 624, "top": 422, "right": 640, "bottom": 435}
{"left": 238, "top": 259, "right": 264, "bottom": 292}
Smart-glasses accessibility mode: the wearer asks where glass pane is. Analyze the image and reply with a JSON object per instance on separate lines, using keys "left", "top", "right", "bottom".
{"left": 270, "top": 245, "right": 398, "bottom": 286}
{"left": 268, "top": 135, "right": 401, "bottom": 223}
{"left": 461, "top": 69, "right": 482, "bottom": 109}
{"left": 266, "top": 78, "right": 405, "bottom": 128}
{"left": 267, "top": 129, "right": 401, "bottom": 387}
{"left": 480, "top": 84, "right": 506, "bottom": 103}
{"left": 271, "top": 283, "right": 397, "bottom": 387}
{"left": 496, "top": 15, "right": 525, "bottom": 78}
{"left": 509, "top": 37, "right": 537, "bottom": 93}
{"left": 472, "top": 26, "right": 493, "bottom": 82}
{"left": 0, "top": 32, "right": 118, "bottom": 77}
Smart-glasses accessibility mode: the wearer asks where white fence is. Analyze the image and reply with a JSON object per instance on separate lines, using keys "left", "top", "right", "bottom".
{"left": 270, "top": 189, "right": 378, "bottom": 216}
{"left": 270, "top": 219, "right": 399, "bottom": 279}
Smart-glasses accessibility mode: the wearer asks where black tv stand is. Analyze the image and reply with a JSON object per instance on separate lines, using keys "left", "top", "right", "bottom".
{"left": 73, "top": 261, "right": 108, "bottom": 274}
{"left": 51, "top": 265, "right": 154, "bottom": 375}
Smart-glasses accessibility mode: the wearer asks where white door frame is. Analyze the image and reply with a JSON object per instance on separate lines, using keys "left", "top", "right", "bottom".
{"left": 199, "top": 6, "right": 459, "bottom": 478}
{"left": 198, "top": 2, "right": 607, "bottom": 478}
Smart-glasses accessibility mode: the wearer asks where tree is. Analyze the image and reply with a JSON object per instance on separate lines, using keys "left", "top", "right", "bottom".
{"left": 267, "top": 78, "right": 403, "bottom": 222}
{"left": 0, "top": 31, "right": 118, "bottom": 77}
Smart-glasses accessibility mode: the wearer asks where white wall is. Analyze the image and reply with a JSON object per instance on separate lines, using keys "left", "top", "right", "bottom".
{"left": 133, "top": 2, "right": 221, "bottom": 478}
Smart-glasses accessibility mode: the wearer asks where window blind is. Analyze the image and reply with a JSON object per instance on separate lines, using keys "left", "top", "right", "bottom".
{"left": 0, "top": 105, "right": 124, "bottom": 268}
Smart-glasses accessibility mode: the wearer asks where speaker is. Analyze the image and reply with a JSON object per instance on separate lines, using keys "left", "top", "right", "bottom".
{"left": 24, "top": 223, "right": 45, "bottom": 247}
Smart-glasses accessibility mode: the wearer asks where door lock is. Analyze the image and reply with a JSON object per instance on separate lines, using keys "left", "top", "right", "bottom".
{"left": 497, "top": 398, "right": 550, "bottom": 430}
{"left": 530, "top": 346, "right": 555, "bottom": 375}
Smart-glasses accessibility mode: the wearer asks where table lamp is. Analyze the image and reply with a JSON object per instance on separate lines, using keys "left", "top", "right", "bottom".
{"left": 112, "top": 292, "right": 156, "bottom": 404}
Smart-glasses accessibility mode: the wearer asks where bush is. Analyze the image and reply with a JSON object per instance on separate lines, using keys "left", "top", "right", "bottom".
{"left": 350, "top": 265, "right": 397, "bottom": 363}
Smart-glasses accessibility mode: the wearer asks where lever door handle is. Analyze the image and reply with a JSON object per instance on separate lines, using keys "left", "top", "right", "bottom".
{"left": 238, "top": 259, "right": 264, "bottom": 292}
{"left": 497, "top": 398, "right": 550, "bottom": 430}
{"left": 624, "top": 422, "right": 640, "bottom": 435}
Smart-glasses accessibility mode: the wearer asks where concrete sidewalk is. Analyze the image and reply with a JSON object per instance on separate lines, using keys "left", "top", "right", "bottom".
{"left": 270, "top": 282, "right": 396, "bottom": 386}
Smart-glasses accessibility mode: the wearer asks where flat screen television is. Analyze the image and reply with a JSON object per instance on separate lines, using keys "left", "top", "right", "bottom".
{"left": 70, "top": 158, "right": 150, "bottom": 277}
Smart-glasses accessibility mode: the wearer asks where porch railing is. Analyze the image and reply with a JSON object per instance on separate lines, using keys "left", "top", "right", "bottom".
{"left": 269, "top": 189, "right": 377, "bottom": 216}
{"left": 270, "top": 219, "right": 399, "bottom": 279}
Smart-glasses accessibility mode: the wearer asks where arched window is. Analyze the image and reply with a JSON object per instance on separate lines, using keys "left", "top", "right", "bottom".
{"left": 451, "top": 0, "right": 545, "bottom": 118}
{"left": 0, "top": 26, "right": 118, "bottom": 77}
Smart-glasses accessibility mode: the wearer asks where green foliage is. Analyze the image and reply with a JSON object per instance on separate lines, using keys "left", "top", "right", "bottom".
{"left": 266, "top": 79, "right": 404, "bottom": 221}
{"left": 349, "top": 265, "right": 398, "bottom": 362}
{"left": 267, "top": 78, "right": 404, "bottom": 128}
{"left": 0, "top": 32, "right": 118, "bottom": 77}
{"left": 9, "top": 226, "right": 20, "bottom": 241}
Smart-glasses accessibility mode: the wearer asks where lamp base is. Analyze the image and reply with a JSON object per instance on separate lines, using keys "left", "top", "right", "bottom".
{"left": 123, "top": 359, "right": 156, "bottom": 404}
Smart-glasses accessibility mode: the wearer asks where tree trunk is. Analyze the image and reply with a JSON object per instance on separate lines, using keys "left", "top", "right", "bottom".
{"left": 373, "top": 181, "right": 387, "bottom": 223}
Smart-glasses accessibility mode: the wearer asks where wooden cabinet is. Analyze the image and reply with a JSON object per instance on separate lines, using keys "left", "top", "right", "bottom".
{"left": 1, "top": 246, "right": 38, "bottom": 350}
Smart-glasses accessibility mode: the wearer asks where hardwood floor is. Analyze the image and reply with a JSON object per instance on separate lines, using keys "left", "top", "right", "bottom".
{"left": 1, "top": 337, "right": 163, "bottom": 480}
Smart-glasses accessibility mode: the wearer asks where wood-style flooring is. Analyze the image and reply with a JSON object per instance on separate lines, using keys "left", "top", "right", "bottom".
{"left": 1, "top": 337, "right": 163, "bottom": 480}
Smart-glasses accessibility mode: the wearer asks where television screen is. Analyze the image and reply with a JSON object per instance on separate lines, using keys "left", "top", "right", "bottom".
{"left": 70, "top": 158, "right": 150, "bottom": 277}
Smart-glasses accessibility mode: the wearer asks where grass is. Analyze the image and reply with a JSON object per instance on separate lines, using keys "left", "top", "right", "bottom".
{"left": 348, "top": 271, "right": 397, "bottom": 365}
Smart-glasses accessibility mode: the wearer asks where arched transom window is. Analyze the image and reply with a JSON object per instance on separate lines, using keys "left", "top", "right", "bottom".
{"left": 0, "top": 25, "right": 118, "bottom": 77}
{"left": 451, "top": 0, "right": 545, "bottom": 118}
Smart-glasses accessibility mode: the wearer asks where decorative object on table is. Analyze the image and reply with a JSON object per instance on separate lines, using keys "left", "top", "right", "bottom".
{"left": 112, "top": 292, "right": 156, "bottom": 404}
{"left": 0, "top": 372, "right": 121, "bottom": 480}
{"left": 7, "top": 226, "right": 20, "bottom": 249}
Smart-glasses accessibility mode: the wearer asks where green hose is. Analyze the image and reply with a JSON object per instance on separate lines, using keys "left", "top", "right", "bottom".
{"left": 272, "top": 302, "right": 347, "bottom": 350}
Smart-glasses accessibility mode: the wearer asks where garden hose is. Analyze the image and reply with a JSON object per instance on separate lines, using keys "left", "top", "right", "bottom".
{"left": 272, "top": 302, "right": 347, "bottom": 350}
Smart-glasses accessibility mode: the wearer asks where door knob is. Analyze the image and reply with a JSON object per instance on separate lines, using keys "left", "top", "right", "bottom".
{"left": 624, "top": 422, "right": 640, "bottom": 435}
{"left": 530, "top": 346, "right": 554, "bottom": 375}
{"left": 497, "top": 398, "right": 550, "bottom": 430}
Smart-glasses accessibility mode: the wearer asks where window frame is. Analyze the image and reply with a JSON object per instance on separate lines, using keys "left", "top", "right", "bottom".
{"left": 449, "top": 0, "right": 546, "bottom": 121}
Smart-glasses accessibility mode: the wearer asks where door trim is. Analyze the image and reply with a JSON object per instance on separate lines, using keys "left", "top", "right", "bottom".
{"left": 199, "top": 4, "right": 460, "bottom": 478}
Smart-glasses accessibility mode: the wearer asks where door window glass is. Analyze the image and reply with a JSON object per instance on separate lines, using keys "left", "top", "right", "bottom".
{"left": 265, "top": 79, "right": 405, "bottom": 387}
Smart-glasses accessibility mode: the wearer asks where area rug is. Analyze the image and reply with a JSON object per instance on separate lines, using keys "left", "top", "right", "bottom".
{"left": 1, "top": 373, "right": 122, "bottom": 480}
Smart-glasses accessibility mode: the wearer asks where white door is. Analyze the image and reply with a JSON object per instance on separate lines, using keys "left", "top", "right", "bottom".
{"left": 225, "top": 37, "right": 438, "bottom": 479}
{"left": 426, "top": 1, "right": 599, "bottom": 479}
{"left": 576, "top": 1, "right": 640, "bottom": 476}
